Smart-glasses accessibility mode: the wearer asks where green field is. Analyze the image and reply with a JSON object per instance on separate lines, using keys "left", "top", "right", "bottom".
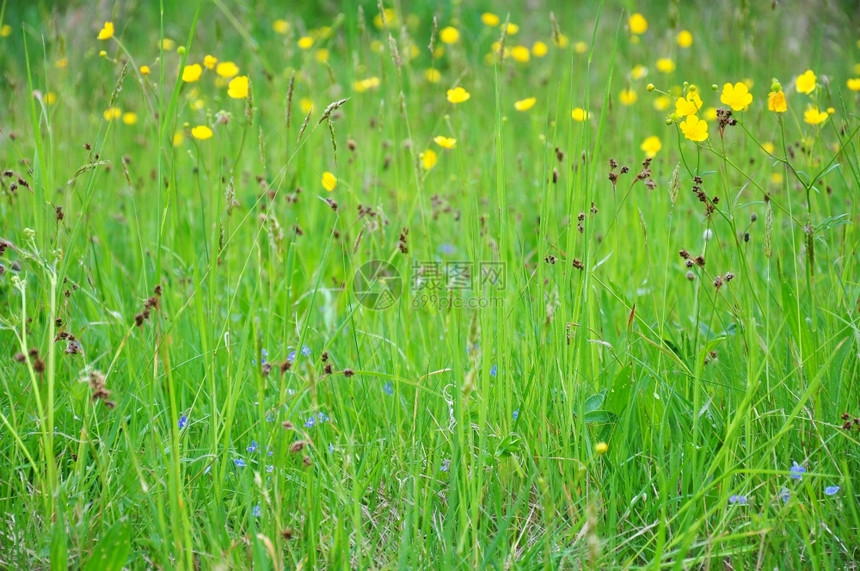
{"left": 1, "top": 0, "right": 859, "bottom": 568}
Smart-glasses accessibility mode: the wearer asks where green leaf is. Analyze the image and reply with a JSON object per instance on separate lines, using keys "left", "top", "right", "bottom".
{"left": 584, "top": 410, "right": 614, "bottom": 424}
{"left": 84, "top": 520, "right": 131, "bottom": 571}
{"left": 584, "top": 392, "right": 604, "bottom": 414}
{"left": 604, "top": 364, "right": 633, "bottom": 416}
{"left": 495, "top": 434, "right": 523, "bottom": 458}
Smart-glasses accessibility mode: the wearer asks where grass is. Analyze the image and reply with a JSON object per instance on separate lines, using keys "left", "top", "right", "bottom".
{"left": 0, "top": 0, "right": 859, "bottom": 568}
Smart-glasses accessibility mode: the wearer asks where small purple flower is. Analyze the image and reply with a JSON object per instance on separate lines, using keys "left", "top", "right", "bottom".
{"left": 252, "top": 504, "right": 261, "bottom": 517}
{"left": 301, "top": 346, "right": 312, "bottom": 357}
{"left": 790, "top": 462, "right": 806, "bottom": 480}
{"left": 513, "top": 410, "right": 519, "bottom": 421}
{"left": 489, "top": 364, "right": 497, "bottom": 377}
{"left": 178, "top": 415, "right": 188, "bottom": 430}
{"left": 824, "top": 486, "right": 840, "bottom": 496}
{"left": 383, "top": 381, "right": 394, "bottom": 395}
{"left": 247, "top": 440, "right": 258, "bottom": 453}
{"left": 440, "top": 458, "right": 450, "bottom": 472}
{"left": 728, "top": 495, "right": 748, "bottom": 505}
{"left": 287, "top": 350, "right": 296, "bottom": 362}
{"left": 304, "top": 416, "right": 315, "bottom": 429}
{"left": 780, "top": 488, "right": 790, "bottom": 503}
{"left": 252, "top": 348, "right": 268, "bottom": 365}
{"left": 234, "top": 458, "right": 246, "bottom": 468}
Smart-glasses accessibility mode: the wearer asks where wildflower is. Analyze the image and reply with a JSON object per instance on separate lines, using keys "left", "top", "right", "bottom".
{"left": 848, "top": 78, "right": 860, "bottom": 91}
{"left": 675, "top": 97, "right": 701, "bottom": 117}
{"left": 704, "top": 106, "right": 718, "bottom": 121}
{"left": 720, "top": 82, "right": 753, "bottom": 111}
{"left": 266, "top": 465, "right": 274, "bottom": 473}
{"left": 446, "top": 87, "right": 470, "bottom": 104}
{"left": 203, "top": 55, "right": 217, "bottom": 70}
{"left": 301, "top": 346, "right": 311, "bottom": 357}
{"left": 234, "top": 458, "right": 246, "bottom": 467}
{"left": 140, "top": 65, "right": 151, "bottom": 75}
{"left": 99, "top": 50, "right": 107, "bottom": 58}
{"left": 631, "top": 65, "right": 648, "bottom": 80}
{"left": 103, "top": 107, "right": 122, "bottom": 121}
{"left": 768, "top": 88, "right": 787, "bottom": 113}
{"left": 318, "top": 412, "right": 330, "bottom": 423}
{"left": 252, "top": 504, "right": 261, "bottom": 517}
{"left": 680, "top": 115, "right": 708, "bottom": 142}
{"left": 247, "top": 440, "right": 258, "bottom": 453}
{"left": 178, "top": 415, "right": 188, "bottom": 429}
{"left": 433, "top": 136, "right": 456, "bottom": 149}
{"left": 640, "top": 136, "right": 662, "bottom": 157}
{"left": 824, "top": 486, "right": 840, "bottom": 496}
{"left": 571, "top": 107, "right": 589, "bottom": 121}
{"left": 424, "top": 69, "right": 441, "bottom": 83}
{"left": 514, "top": 97, "right": 536, "bottom": 111}
{"left": 321, "top": 171, "right": 337, "bottom": 191}
{"left": 629, "top": 13, "right": 647, "bottom": 34}
{"left": 421, "top": 149, "right": 438, "bottom": 170}
{"left": 762, "top": 141, "right": 775, "bottom": 154}
{"left": 780, "top": 488, "right": 790, "bottom": 503}
{"left": 595, "top": 442, "right": 608, "bottom": 455}
{"left": 489, "top": 364, "right": 497, "bottom": 376}
{"left": 158, "top": 38, "right": 175, "bottom": 51}
{"left": 304, "top": 416, "right": 315, "bottom": 429}
{"left": 97, "top": 21, "right": 114, "bottom": 40}
{"left": 273, "top": 19, "right": 289, "bottom": 34}
{"left": 173, "top": 132, "right": 184, "bottom": 146}
{"left": 122, "top": 112, "right": 138, "bottom": 125}
{"left": 43, "top": 92, "right": 57, "bottom": 105}
{"left": 619, "top": 88, "right": 637, "bottom": 105}
{"left": 573, "top": 41, "right": 587, "bottom": 54}
{"left": 803, "top": 105, "right": 828, "bottom": 125}
{"left": 677, "top": 30, "right": 693, "bottom": 48}
{"left": 796, "top": 69, "right": 816, "bottom": 94}
{"left": 501, "top": 22, "right": 519, "bottom": 35}
{"left": 352, "top": 77, "right": 380, "bottom": 92}
{"left": 513, "top": 410, "right": 519, "bottom": 420}
{"left": 654, "top": 95, "right": 670, "bottom": 111}
{"left": 383, "top": 381, "right": 393, "bottom": 395}
{"left": 510, "top": 46, "right": 530, "bottom": 63}
{"left": 0, "top": 24, "right": 11, "bottom": 37}
{"left": 532, "top": 41, "right": 548, "bottom": 57}
{"left": 790, "top": 461, "right": 806, "bottom": 480}
{"left": 481, "top": 13, "right": 500, "bottom": 27}
{"left": 215, "top": 61, "right": 239, "bottom": 78}
{"left": 191, "top": 125, "right": 213, "bottom": 140}
{"left": 315, "top": 49, "right": 329, "bottom": 63}
{"left": 440, "top": 458, "right": 450, "bottom": 472}
{"left": 297, "top": 36, "right": 314, "bottom": 50}
{"left": 440, "top": 26, "right": 459, "bottom": 44}
{"left": 227, "top": 75, "right": 249, "bottom": 99}
{"left": 728, "top": 495, "right": 748, "bottom": 505}
{"left": 656, "top": 58, "right": 676, "bottom": 73}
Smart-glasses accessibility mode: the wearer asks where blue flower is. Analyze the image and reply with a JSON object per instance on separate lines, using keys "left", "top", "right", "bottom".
{"left": 790, "top": 462, "right": 806, "bottom": 480}
{"left": 824, "top": 485, "right": 840, "bottom": 496}
{"left": 489, "top": 364, "right": 497, "bottom": 377}
{"left": 513, "top": 409, "right": 519, "bottom": 420}
{"left": 287, "top": 350, "right": 296, "bottom": 362}
{"left": 440, "top": 458, "right": 450, "bottom": 472}
{"left": 328, "top": 443, "right": 334, "bottom": 454}
{"left": 252, "top": 348, "right": 268, "bottom": 365}
{"left": 301, "top": 346, "right": 312, "bottom": 357}
{"left": 304, "top": 416, "right": 315, "bottom": 429}
{"left": 266, "top": 465, "right": 274, "bottom": 473}
{"left": 252, "top": 504, "right": 261, "bottom": 517}
{"left": 318, "top": 412, "right": 329, "bottom": 423}
{"left": 234, "top": 458, "right": 246, "bottom": 468}
{"left": 247, "top": 440, "right": 258, "bottom": 453}
{"left": 780, "top": 488, "right": 790, "bottom": 503}
{"left": 178, "top": 415, "right": 188, "bottom": 430}
{"left": 383, "top": 381, "right": 394, "bottom": 395}
{"left": 728, "top": 495, "right": 748, "bottom": 505}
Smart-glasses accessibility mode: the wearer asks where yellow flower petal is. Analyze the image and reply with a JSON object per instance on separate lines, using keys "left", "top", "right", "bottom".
{"left": 514, "top": 97, "right": 536, "bottom": 111}
{"left": 433, "top": 136, "right": 456, "bottom": 149}
{"left": 227, "top": 76, "right": 249, "bottom": 99}
{"left": 446, "top": 87, "right": 470, "bottom": 104}
{"left": 191, "top": 125, "right": 213, "bottom": 140}
{"left": 181, "top": 63, "right": 203, "bottom": 83}
{"left": 97, "top": 21, "right": 114, "bottom": 41}
{"left": 321, "top": 171, "right": 337, "bottom": 191}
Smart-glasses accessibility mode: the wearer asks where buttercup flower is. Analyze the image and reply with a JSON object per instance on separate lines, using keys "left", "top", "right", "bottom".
{"left": 796, "top": 69, "right": 816, "bottom": 94}
{"left": 216, "top": 61, "right": 239, "bottom": 78}
{"left": 440, "top": 26, "right": 459, "bottom": 44}
{"left": 571, "top": 108, "right": 589, "bottom": 121}
{"left": 768, "top": 90, "right": 787, "bottom": 113}
{"left": 619, "top": 88, "right": 637, "bottom": 105}
{"left": 97, "top": 21, "right": 114, "bottom": 40}
{"left": 297, "top": 36, "right": 314, "bottom": 49}
{"left": 446, "top": 87, "right": 470, "bottom": 104}
{"left": 847, "top": 78, "right": 860, "bottom": 91}
{"left": 640, "top": 136, "right": 662, "bottom": 157}
{"left": 191, "top": 125, "right": 213, "bottom": 140}
{"left": 629, "top": 13, "right": 647, "bottom": 34}
{"left": 424, "top": 69, "right": 441, "bottom": 83}
{"left": 501, "top": 22, "right": 519, "bottom": 35}
{"left": 321, "top": 171, "right": 337, "bottom": 191}
{"left": 181, "top": 64, "right": 203, "bottom": 83}
{"left": 122, "top": 112, "right": 138, "bottom": 125}
{"left": 803, "top": 105, "right": 828, "bottom": 125}
{"left": 677, "top": 30, "right": 693, "bottom": 48}
{"left": 595, "top": 442, "right": 609, "bottom": 455}
{"left": 514, "top": 97, "right": 536, "bottom": 111}
{"left": 227, "top": 76, "right": 249, "bottom": 99}
{"left": 421, "top": 149, "right": 438, "bottom": 170}
{"left": 656, "top": 58, "right": 676, "bottom": 73}
{"left": 103, "top": 107, "right": 121, "bottom": 121}
{"left": 481, "top": 13, "right": 500, "bottom": 27}
{"left": 532, "top": 41, "right": 548, "bottom": 57}
{"left": 631, "top": 65, "right": 648, "bottom": 80}
{"left": 720, "top": 82, "right": 753, "bottom": 111}
{"left": 273, "top": 19, "right": 289, "bottom": 34}
{"left": 675, "top": 92, "right": 702, "bottom": 117}
{"left": 511, "top": 46, "right": 530, "bottom": 62}
{"left": 0, "top": 24, "right": 11, "bottom": 37}
{"left": 680, "top": 115, "right": 708, "bottom": 142}
{"left": 140, "top": 65, "right": 151, "bottom": 75}
{"left": 203, "top": 55, "right": 217, "bottom": 70}
{"left": 433, "top": 136, "right": 456, "bottom": 149}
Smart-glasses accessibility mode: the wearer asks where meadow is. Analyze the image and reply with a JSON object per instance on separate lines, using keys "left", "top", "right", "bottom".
{"left": 0, "top": 0, "right": 859, "bottom": 568}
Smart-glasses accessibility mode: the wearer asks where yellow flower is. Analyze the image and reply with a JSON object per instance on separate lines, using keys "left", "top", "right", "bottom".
{"left": 803, "top": 105, "right": 828, "bottom": 125}
{"left": 216, "top": 61, "right": 239, "bottom": 78}
{"left": 619, "top": 88, "right": 637, "bottom": 105}
{"left": 103, "top": 107, "right": 121, "bottom": 121}
{"left": 654, "top": 95, "right": 671, "bottom": 111}
{"left": 297, "top": 36, "right": 314, "bottom": 50}
{"left": 42, "top": 92, "right": 57, "bottom": 105}
{"left": 595, "top": 442, "right": 609, "bottom": 455}
{"left": 704, "top": 107, "right": 718, "bottom": 121}
{"left": 770, "top": 172, "right": 783, "bottom": 184}
{"left": 424, "top": 69, "right": 441, "bottom": 83}
{"left": 631, "top": 65, "right": 648, "bottom": 80}
{"left": 273, "top": 19, "right": 290, "bottom": 34}
{"left": 420, "top": 149, "right": 438, "bottom": 170}
{"left": 97, "top": 21, "right": 114, "bottom": 40}
{"left": 796, "top": 69, "right": 816, "bottom": 94}
{"left": 0, "top": 24, "right": 11, "bottom": 37}
{"left": 514, "top": 97, "right": 536, "bottom": 111}
{"left": 55, "top": 58, "right": 68, "bottom": 69}
{"left": 571, "top": 108, "right": 589, "bottom": 121}
{"left": 353, "top": 77, "right": 381, "bottom": 92}
{"left": 99, "top": 50, "right": 107, "bottom": 58}
{"left": 321, "top": 171, "right": 337, "bottom": 191}
{"left": 501, "top": 23, "right": 519, "bottom": 35}
{"left": 203, "top": 55, "right": 217, "bottom": 70}
{"left": 532, "top": 41, "right": 548, "bottom": 57}
{"left": 434, "top": 136, "right": 456, "bottom": 149}
{"left": 656, "top": 58, "right": 676, "bottom": 73}
{"left": 191, "top": 125, "right": 213, "bottom": 140}
{"left": 555, "top": 34, "right": 570, "bottom": 48}
{"left": 447, "top": 87, "right": 470, "bottom": 104}
{"left": 159, "top": 38, "right": 175, "bottom": 51}
{"left": 511, "top": 45, "right": 530, "bottom": 63}
{"left": 629, "top": 13, "right": 647, "bottom": 34}
{"left": 573, "top": 41, "right": 587, "bottom": 54}
{"left": 181, "top": 63, "right": 203, "bottom": 83}
{"left": 762, "top": 142, "right": 775, "bottom": 154}
{"left": 373, "top": 8, "right": 397, "bottom": 29}
{"left": 122, "top": 112, "right": 138, "bottom": 125}
{"left": 640, "top": 136, "right": 662, "bottom": 157}
{"left": 675, "top": 93, "right": 702, "bottom": 117}
{"left": 433, "top": 46, "right": 445, "bottom": 59}
{"left": 720, "top": 82, "right": 753, "bottom": 111}
{"left": 227, "top": 76, "right": 249, "bottom": 99}
{"left": 140, "top": 65, "right": 150, "bottom": 75}
{"left": 173, "top": 132, "right": 184, "bottom": 146}
{"left": 315, "top": 49, "right": 329, "bottom": 63}
{"left": 300, "top": 98, "right": 314, "bottom": 114}
{"left": 481, "top": 13, "right": 500, "bottom": 27}
{"left": 191, "top": 99, "right": 204, "bottom": 110}
{"left": 768, "top": 90, "right": 787, "bottom": 113}
{"left": 680, "top": 115, "right": 708, "bottom": 142}
{"left": 847, "top": 78, "right": 860, "bottom": 91}
{"left": 677, "top": 30, "right": 693, "bottom": 48}
{"left": 440, "top": 26, "right": 459, "bottom": 44}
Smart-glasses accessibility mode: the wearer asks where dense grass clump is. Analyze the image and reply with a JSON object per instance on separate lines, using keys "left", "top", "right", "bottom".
{"left": 0, "top": 0, "right": 859, "bottom": 568}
